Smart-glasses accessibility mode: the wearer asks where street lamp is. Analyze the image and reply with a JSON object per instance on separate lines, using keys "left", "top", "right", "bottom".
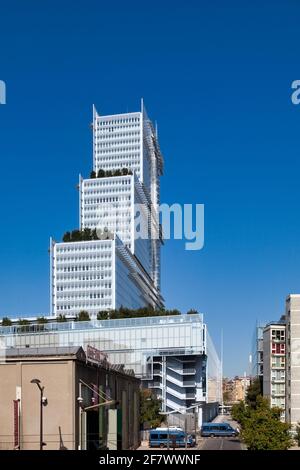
{"left": 30, "top": 379, "right": 47, "bottom": 450}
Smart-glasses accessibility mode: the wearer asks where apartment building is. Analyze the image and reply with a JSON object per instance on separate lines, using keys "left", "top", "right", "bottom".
{"left": 263, "top": 322, "right": 286, "bottom": 420}
{"left": 285, "top": 294, "right": 300, "bottom": 428}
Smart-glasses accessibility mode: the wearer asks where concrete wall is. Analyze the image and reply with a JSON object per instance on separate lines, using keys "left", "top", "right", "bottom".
{"left": 0, "top": 352, "right": 140, "bottom": 450}
{"left": 0, "top": 359, "right": 74, "bottom": 450}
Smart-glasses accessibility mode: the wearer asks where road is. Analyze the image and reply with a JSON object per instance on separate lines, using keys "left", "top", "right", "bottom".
{"left": 200, "top": 436, "right": 242, "bottom": 450}
{"left": 199, "top": 414, "right": 243, "bottom": 451}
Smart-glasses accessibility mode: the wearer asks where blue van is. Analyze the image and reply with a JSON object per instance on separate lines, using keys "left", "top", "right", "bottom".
{"left": 201, "top": 422, "right": 238, "bottom": 437}
{"left": 149, "top": 429, "right": 194, "bottom": 448}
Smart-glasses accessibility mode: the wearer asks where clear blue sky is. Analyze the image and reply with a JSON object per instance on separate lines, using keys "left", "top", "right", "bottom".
{"left": 1, "top": 0, "right": 300, "bottom": 376}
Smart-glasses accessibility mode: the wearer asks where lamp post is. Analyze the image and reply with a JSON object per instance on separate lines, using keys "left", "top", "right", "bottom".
{"left": 30, "top": 379, "right": 47, "bottom": 450}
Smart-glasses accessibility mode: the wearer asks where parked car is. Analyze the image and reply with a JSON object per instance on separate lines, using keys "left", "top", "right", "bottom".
{"left": 149, "top": 429, "right": 195, "bottom": 448}
{"left": 201, "top": 422, "right": 238, "bottom": 437}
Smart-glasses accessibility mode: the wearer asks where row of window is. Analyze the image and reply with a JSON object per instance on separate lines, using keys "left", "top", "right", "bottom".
{"left": 272, "top": 343, "right": 285, "bottom": 354}
{"left": 97, "top": 117, "right": 140, "bottom": 125}
{"left": 84, "top": 199, "right": 131, "bottom": 206}
{"left": 57, "top": 291, "right": 111, "bottom": 300}
{"left": 95, "top": 131, "right": 140, "bottom": 139}
{"left": 84, "top": 196, "right": 131, "bottom": 203}
{"left": 56, "top": 301, "right": 112, "bottom": 311}
{"left": 57, "top": 283, "right": 111, "bottom": 291}
{"left": 57, "top": 270, "right": 111, "bottom": 283}
{"left": 96, "top": 124, "right": 139, "bottom": 137}
{"left": 57, "top": 264, "right": 112, "bottom": 272}
{"left": 271, "top": 370, "right": 285, "bottom": 380}
{"left": 57, "top": 256, "right": 111, "bottom": 262}
{"left": 84, "top": 179, "right": 131, "bottom": 187}
{"left": 56, "top": 274, "right": 112, "bottom": 281}
{"left": 57, "top": 244, "right": 112, "bottom": 252}
{"left": 271, "top": 329, "right": 285, "bottom": 341}
{"left": 96, "top": 139, "right": 140, "bottom": 147}
{"left": 57, "top": 292, "right": 112, "bottom": 300}
{"left": 96, "top": 150, "right": 140, "bottom": 158}
{"left": 272, "top": 357, "right": 285, "bottom": 367}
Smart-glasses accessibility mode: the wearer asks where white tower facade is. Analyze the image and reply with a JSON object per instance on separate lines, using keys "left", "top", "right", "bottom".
{"left": 51, "top": 101, "right": 163, "bottom": 317}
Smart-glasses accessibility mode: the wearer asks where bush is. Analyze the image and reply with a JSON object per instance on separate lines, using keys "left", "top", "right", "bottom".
{"left": 97, "top": 311, "right": 109, "bottom": 320}
{"left": 57, "top": 314, "right": 67, "bottom": 322}
{"left": 75, "top": 310, "right": 90, "bottom": 322}
{"left": 97, "top": 169, "right": 105, "bottom": 178}
{"left": 231, "top": 401, "right": 249, "bottom": 426}
{"left": 140, "top": 389, "right": 163, "bottom": 429}
{"left": 1, "top": 317, "right": 12, "bottom": 326}
{"left": 295, "top": 422, "right": 300, "bottom": 447}
{"left": 17, "top": 319, "right": 30, "bottom": 332}
{"left": 240, "top": 397, "right": 292, "bottom": 450}
{"left": 62, "top": 228, "right": 99, "bottom": 243}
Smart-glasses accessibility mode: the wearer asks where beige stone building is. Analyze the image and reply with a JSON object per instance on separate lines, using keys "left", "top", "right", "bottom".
{"left": 0, "top": 347, "right": 140, "bottom": 450}
{"left": 223, "top": 376, "right": 250, "bottom": 403}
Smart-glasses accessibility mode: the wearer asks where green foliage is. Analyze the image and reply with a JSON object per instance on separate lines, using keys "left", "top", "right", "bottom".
{"left": 97, "top": 169, "right": 105, "bottom": 178}
{"left": 75, "top": 310, "right": 90, "bottom": 322}
{"left": 63, "top": 231, "right": 71, "bottom": 242}
{"left": 186, "top": 309, "right": 199, "bottom": 315}
{"left": 101, "top": 306, "right": 184, "bottom": 320}
{"left": 37, "top": 317, "right": 47, "bottom": 324}
{"left": 18, "top": 319, "right": 30, "bottom": 325}
{"left": 57, "top": 314, "right": 67, "bottom": 323}
{"left": 97, "top": 311, "right": 109, "bottom": 320}
{"left": 140, "top": 389, "right": 163, "bottom": 429}
{"left": 91, "top": 168, "right": 132, "bottom": 179}
{"left": 295, "top": 422, "right": 300, "bottom": 447}
{"left": 18, "top": 318, "right": 30, "bottom": 332}
{"left": 62, "top": 228, "right": 100, "bottom": 243}
{"left": 1, "top": 317, "right": 12, "bottom": 326}
{"left": 241, "top": 397, "right": 292, "bottom": 450}
{"left": 231, "top": 401, "right": 249, "bottom": 426}
{"left": 246, "top": 377, "right": 262, "bottom": 409}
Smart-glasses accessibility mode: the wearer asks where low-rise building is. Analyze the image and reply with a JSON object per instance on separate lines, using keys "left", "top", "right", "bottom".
{"left": 223, "top": 376, "right": 250, "bottom": 403}
{"left": 0, "top": 346, "right": 140, "bottom": 450}
{"left": 0, "top": 313, "right": 221, "bottom": 428}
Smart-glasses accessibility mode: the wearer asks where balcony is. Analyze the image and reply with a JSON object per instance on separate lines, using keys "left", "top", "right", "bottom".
{"left": 148, "top": 381, "right": 162, "bottom": 388}
{"left": 167, "top": 365, "right": 195, "bottom": 375}
{"left": 272, "top": 392, "right": 285, "bottom": 397}
{"left": 186, "top": 393, "right": 196, "bottom": 399}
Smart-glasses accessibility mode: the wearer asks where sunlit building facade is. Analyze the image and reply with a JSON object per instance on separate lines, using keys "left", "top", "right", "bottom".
{"left": 0, "top": 314, "right": 221, "bottom": 416}
{"left": 51, "top": 102, "right": 163, "bottom": 317}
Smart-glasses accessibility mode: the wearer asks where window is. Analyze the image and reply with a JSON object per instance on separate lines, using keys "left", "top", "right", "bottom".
{"left": 272, "top": 343, "right": 285, "bottom": 354}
